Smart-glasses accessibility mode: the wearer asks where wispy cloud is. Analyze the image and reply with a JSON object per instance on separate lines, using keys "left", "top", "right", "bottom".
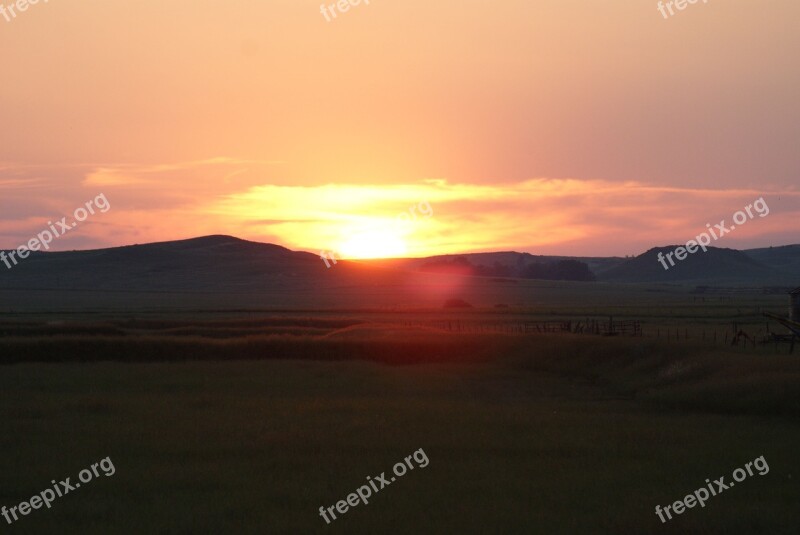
{"left": 2, "top": 160, "right": 799, "bottom": 256}
{"left": 203, "top": 179, "right": 800, "bottom": 256}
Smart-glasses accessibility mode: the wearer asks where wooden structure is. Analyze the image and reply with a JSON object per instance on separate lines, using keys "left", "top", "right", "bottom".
{"left": 791, "top": 287, "right": 800, "bottom": 322}
{"left": 763, "top": 287, "right": 800, "bottom": 353}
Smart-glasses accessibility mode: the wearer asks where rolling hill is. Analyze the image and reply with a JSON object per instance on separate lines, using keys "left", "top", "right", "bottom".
{"left": 599, "top": 246, "right": 777, "bottom": 284}
{"left": 0, "top": 236, "right": 798, "bottom": 313}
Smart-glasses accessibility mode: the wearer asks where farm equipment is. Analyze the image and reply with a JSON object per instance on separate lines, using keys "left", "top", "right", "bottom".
{"left": 764, "top": 312, "right": 800, "bottom": 353}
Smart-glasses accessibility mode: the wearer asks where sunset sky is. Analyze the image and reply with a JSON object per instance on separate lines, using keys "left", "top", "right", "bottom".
{"left": 1, "top": 0, "right": 798, "bottom": 258}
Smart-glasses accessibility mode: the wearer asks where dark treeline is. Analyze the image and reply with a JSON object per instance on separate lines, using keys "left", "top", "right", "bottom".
{"left": 419, "top": 257, "right": 596, "bottom": 281}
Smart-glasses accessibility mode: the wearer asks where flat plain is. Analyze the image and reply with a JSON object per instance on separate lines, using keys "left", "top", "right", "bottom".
{"left": 0, "top": 282, "right": 798, "bottom": 533}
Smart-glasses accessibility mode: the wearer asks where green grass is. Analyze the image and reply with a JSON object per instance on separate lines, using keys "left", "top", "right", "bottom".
{"left": 0, "top": 332, "right": 798, "bottom": 534}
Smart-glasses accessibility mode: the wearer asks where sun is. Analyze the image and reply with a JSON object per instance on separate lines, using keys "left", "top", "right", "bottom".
{"left": 337, "top": 228, "right": 408, "bottom": 259}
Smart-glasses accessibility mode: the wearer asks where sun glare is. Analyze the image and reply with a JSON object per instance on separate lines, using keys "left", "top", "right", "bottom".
{"left": 338, "top": 228, "right": 408, "bottom": 259}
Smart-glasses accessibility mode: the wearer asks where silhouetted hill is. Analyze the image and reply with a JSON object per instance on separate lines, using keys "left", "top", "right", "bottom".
{"left": 599, "top": 246, "right": 781, "bottom": 284}
{"left": 0, "top": 235, "right": 325, "bottom": 292}
{"left": 742, "top": 244, "right": 800, "bottom": 276}
{"left": 1, "top": 237, "right": 798, "bottom": 314}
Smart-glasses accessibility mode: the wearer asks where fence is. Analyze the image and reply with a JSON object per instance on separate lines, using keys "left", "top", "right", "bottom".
{"left": 402, "top": 318, "right": 642, "bottom": 337}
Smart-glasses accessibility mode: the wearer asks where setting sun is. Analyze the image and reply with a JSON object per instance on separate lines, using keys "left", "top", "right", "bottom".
{"left": 338, "top": 227, "right": 408, "bottom": 259}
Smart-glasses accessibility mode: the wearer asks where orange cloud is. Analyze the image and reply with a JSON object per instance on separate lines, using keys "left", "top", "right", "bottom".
{"left": 196, "top": 179, "right": 800, "bottom": 257}
{"left": 1, "top": 156, "right": 799, "bottom": 257}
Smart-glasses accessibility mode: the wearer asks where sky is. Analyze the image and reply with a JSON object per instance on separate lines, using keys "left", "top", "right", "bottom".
{"left": 1, "top": 0, "right": 798, "bottom": 258}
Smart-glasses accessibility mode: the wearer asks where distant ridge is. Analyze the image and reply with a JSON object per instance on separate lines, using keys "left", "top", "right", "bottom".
{"left": 372, "top": 245, "right": 799, "bottom": 285}
{"left": 0, "top": 235, "right": 322, "bottom": 292}
{"left": 1, "top": 236, "right": 799, "bottom": 292}
{"left": 97, "top": 234, "right": 292, "bottom": 253}
{"left": 599, "top": 246, "right": 776, "bottom": 283}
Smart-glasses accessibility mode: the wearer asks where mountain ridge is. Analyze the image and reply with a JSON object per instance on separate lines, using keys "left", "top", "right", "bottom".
{"left": 1, "top": 235, "right": 798, "bottom": 289}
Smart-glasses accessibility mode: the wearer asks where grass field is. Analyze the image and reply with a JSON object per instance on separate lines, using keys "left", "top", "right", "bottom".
{"left": 0, "top": 327, "right": 798, "bottom": 534}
